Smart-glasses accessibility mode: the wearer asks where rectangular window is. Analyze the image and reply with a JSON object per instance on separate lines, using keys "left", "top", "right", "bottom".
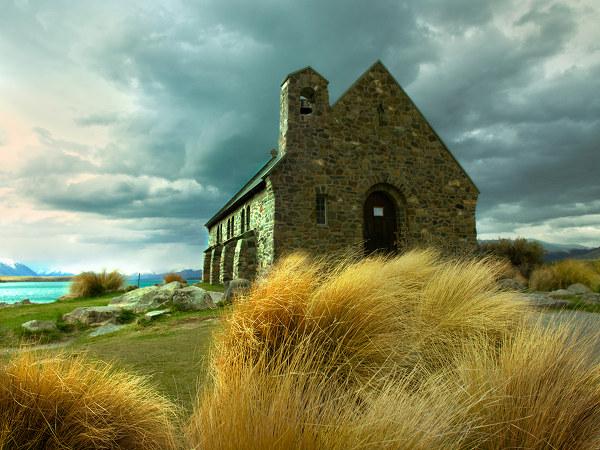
{"left": 316, "top": 194, "right": 327, "bottom": 225}
{"left": 373, "top": 207, "right": 384, "bottom": 217}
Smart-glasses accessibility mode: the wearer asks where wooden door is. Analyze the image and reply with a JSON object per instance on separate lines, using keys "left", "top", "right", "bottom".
{"left": 363, "top": 191, "right": 397, "bottom": 255}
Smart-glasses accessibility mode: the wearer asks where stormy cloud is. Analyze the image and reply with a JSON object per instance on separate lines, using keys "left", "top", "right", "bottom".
{"left": 0, "top": 0, "right": 598, "bottom": 271}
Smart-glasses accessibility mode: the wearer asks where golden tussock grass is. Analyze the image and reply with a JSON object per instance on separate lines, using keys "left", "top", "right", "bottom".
{"left": 163, "top": 272, "right": 187, "bottom": 284}
{"left": 454, "top": 319, "right": 600, "bottom": 449}
{"left": 188, "top": 249, "right": 570, "bottom": 449}
{"left": 0, "top": 351, "right": 179, "bottom": 450}
{"left": 530, "top": 259, "right": 600, "bottom": 292}
{"left": 69, "top": 270, "right": 126, "bottom": 297}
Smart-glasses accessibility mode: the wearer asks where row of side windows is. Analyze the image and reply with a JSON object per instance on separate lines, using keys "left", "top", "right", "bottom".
{"left": 216, "top": 196, "right": 325, "bottom": 244}
{"left": 216, "top": 205, "right": 251, "bottom": 244}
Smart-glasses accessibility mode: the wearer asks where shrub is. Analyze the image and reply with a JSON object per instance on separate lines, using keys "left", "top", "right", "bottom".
{"left": 164, "top": 272, "right": 186, "bottom": 284}
{"left": 69, "top": 270, "right": 125, "bottom": 297}
{"left": 479, "top": 238, "right": 545, "bottom": 277}
{"left": 211, "top": 250, "right": 529, "bottom": 388}
{"left": 453, "top": 320, "right": 600, "bottom": 449}
{"left": 0, "top": 352, "right": 179, "bottom": 449}
{"left": 187, "top": 250, "right": 533, "bottom": 448}
{"left": 530, "top": 259, "right": 600, "bottom": 292}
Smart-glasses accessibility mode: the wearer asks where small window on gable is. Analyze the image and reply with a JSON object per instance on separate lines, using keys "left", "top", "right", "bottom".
{"left": 300, "top": 87, "right": 315, "bottom": 115}
{"left": 241, "top": 209, "right": 245, "bottom": 233}
{"left": 377, "top": 103, "right": 387, "bottom": 126}
{"left": 316, "top": 193, "right": 327, "bottom": 225}
{"left": 246, "top": 205, "right": 251, "bottom": 230}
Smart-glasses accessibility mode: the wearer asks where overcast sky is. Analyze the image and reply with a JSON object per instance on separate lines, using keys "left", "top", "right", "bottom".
{"left": 1, "top": 0, "right": 599, "bottom": 273}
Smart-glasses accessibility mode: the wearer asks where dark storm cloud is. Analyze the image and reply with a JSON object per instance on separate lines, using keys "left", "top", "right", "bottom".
{"left": 2, "top": 0, "right": 599, "bottom": 250}
{"left": 21, "top": 173, "right": 224, "bottom": 219}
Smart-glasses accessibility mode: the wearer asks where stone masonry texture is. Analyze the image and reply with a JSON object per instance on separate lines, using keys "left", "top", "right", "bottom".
{"left": 203, "top": 61, "right": 478, "bottom": 283}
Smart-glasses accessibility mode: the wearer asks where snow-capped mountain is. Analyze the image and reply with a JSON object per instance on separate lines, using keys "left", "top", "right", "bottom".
{"left": 0, "top": 258, "right": 38, "bottom": 276}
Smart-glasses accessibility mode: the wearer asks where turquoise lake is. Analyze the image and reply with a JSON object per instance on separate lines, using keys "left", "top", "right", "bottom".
{"left": 0, "top": 279, "right": 200, "bottom": 304}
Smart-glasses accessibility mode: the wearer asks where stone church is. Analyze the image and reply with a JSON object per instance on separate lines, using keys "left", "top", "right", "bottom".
{"left": 202, "top": 61, "right": 478, "bottom": 284}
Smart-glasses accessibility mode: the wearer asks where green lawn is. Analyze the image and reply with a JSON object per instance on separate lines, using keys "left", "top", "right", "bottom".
{"left": 0, "top": 296, "right": 226, "bottom": 413}
{"left": 0, "top": 293, "right": 120, "bottom": 345}
{"left": 75, "top": 314, "right": 221, "bottom": 413}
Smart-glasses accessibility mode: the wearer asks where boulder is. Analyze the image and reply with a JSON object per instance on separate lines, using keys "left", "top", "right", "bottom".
{"left": 62, "top": 305, "right": 122, "bottom": 326}
{"left": 89, "top": 324, "right": 124, "bottom": 337}
{"left": 223, "top": 278, "right": 251, "bottom": 304}
{"left": 523, "top": 293, "right": 570, "bottom": 309}
{"left": 210, "top": 292, "right": 224, "bottom": 305}
{"left": 22, "top": 320, "right": 57, "bottom": 333}
{"left": 172, "top": 286, "right": 215, "bottom": 311}
{"left": 497, "top": 278, "right": 526, "bottom": 291}
{"left": 144, "top": 309, "right": 171, "bottom": 320}
{"left": 110, "top": 282, "right": 182, "bottom": 313}
{"left": 567, "top": 283, "right": 592, "bottom": 294}
{"left": 548, "top": 289, "right": 572, "bottom": 298}
{"left": 580, "top": 293, "right": 600, "bottom": 304}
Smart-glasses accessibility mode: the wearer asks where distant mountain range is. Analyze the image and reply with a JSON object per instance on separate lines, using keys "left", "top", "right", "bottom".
{"left": 129, "top": 269, "right": 202, "bottom": 281}
{"left": 0, "top": 259, "right": 38, "bottom": 277}
{"left": 478, "top": 240, "right": 600, "bottom": 262}
{"left": 0, "top": 258, "right": 202, "bottom": 279}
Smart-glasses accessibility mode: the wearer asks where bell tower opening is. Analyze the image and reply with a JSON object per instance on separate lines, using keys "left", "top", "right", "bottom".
{"left": 300, "top": 87, "right": 315, "bottom": 115}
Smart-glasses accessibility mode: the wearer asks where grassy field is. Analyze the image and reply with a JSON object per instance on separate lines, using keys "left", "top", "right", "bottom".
{"left": 0, "top": 293, "right": 120, "bottom": 346}
{"left": 0, "top": 292, "right": 225, "bottom": 413}
{"left": 75, "top": 313, "right": 221, "bottom": 413}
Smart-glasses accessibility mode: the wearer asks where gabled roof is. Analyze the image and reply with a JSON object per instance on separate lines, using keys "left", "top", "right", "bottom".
{"left": 281, "top": 66, "right": 328, "bottom": 86}
{"left": 204, "top": 153, "right": 282, "bottom": 228}
{"left": 332, "top": 60, "right": 479, "bottom": 194}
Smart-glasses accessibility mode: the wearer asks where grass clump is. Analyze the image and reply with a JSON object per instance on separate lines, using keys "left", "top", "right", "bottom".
{"left": 70, "top": 270, "right": 126, "bottom": 298}
{"left": 480, "top": 237, "right": 545, "bottom": 277}
{"left": 0, "top": 351, "right": 179, "bottom": 449}
{"left": 164, "top": 272, "right": 187, "bottom": 284}
{"left": 187, "top": 250, "right": 537, "bottom": 449}
{"left": 530, "top": 259, "right": 600, "bottom": 292}
{"left": 454, "top": 320, "right": 600, "bottom": 449}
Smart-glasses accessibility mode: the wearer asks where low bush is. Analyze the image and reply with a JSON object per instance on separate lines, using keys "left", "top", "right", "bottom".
{"left": 454, "top": 320, "right": 600, "bottom": 449}
{"left": 187, "top": 250, "right": 534, "bottom": 448}
{"left": 164, "top": 273, "right": 187, "bottom": 284}
{"left": 69, "top": 270, "right": 125, "bottom": 297}
{"left": 479, "top": 238, "right": 545, "bottom": 277}
{"left": 530, "top": 259, "right": 600, "bottom": 292}
{"left": 0, "top": 352, "right": 179, "bottom": 449}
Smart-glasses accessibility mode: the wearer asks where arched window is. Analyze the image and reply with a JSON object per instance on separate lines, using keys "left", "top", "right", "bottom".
{"left": 241, "top": 209, "right": 245, "bottom": 233}
{"left": 231, "top": 216, "right": 235, "bottom": 237}
{"left": 300, "top": 87, "right": 315, "bottom": 115}
{"left": 246, "top": 205, "right": 250, "bottom": 230}
{"left": 227, "top": 219, "right": 231, "bottom": 240}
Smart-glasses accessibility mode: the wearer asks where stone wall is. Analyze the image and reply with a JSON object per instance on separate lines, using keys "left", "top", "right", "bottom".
{"left": 268, "top": 62, "right": 478, "bottom": 259}
{"left": 203, "top": 61, "right": 478, "bottom": 282}
{"left": 203, "top": 182, "right": 275, "bottom": 283}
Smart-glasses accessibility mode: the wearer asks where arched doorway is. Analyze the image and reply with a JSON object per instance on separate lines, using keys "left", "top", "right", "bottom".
{"left": 363, "top": 191, "right": 397, "bottom": 255}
